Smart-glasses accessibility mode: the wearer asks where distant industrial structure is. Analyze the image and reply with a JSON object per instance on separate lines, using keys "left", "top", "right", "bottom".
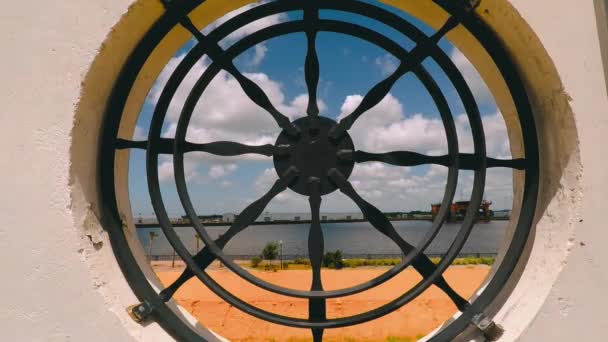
{"left": 134, "top": 212, "right": 366, "bottom": 228}
{"left": 431, "top": 200, "right": 495, "bottom": 222}
{"left": 222, "top": 212, "right": 365, "bottom": 224}
{"left": 134, "top": 205, "right": 508, "bottom": 228}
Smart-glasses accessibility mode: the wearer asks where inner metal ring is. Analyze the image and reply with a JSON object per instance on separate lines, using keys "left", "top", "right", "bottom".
{"left": 161, "top": 2, "right": 478, "bottom": 317}
{"left": 168, "top": 19, "right": 455, "bottom": 301}
{"left": 274, "top": 116, "right": 355, "bottom": 196}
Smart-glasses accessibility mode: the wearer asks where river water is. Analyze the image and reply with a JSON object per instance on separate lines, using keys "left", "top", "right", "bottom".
{"left": 137, "top": 220, "right": 508, "bottom": 259}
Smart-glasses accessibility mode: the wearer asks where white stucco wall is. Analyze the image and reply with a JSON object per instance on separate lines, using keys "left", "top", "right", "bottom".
{"left": 0, "top": 1, "right": 140, "bottom": 341}
{"left": 514, "top": 0, "right": 608, "bottom": 339}
{"left": 0, "top": 0, "right": 606, "bottom": 341}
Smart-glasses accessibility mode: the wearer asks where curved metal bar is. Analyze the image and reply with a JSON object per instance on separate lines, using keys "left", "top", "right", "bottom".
{"left": 317, "top": 0, "right": 490, "bottom": 318}
{"left": 159, "top": 167, "right": 298, "bottom": 300}
{"left": 328, "top": 0, "right": 478, "bottom": 140}
{"left": 144, "top": 16, "right": 327, "bottom": 330}
{"left": 328, "top": 169, "right": 469, "bottom": 311}
{"left": 167, "top": 18, "right": 462, "bottom": 300}
{"left": 172, "top": 22, "right": 345, "bottom": 300}
{"left": 168, "top": 5, "right": 300, "bottom": 137}
{"left": 149, "top": 0, "right": 484, "bottom": 330}
{"left": 144, "top": 6, "right": 312, "bottom": 332}
{"left": 429, "top": 1, "right": 539, "bottom": 340}
{"left": 99, "top": 1, "right": 215, "bottom": 339}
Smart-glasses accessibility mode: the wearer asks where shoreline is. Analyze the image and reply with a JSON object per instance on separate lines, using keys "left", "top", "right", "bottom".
{"left": 135, "top": 217, "right": 509, "bottom": 228}
{"left": 151, "top": 260, "right": 492, "bottom": 272}
{"left": 148, "top": 253, "right": 499, "bottom": 264}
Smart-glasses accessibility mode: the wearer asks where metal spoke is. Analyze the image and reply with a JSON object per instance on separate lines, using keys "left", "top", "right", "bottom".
{"left": 304, "top": 4, "right": 321, "bottom": 133}
{"left": 159, "top": 166, "right": 299, "bottom": 301}
{"left": 307, "top": 178, "right": 326, "bottom": 341}
{"left": 458, "top": 154, "right": 526, "bottom": 170}
{"left": 164, "top": 2, "right": 300, "bottom": 137}
{"left": 116, "top": 138, "right": 290, "bottom": 157}
{"left": 329, "top": 1, "right": 480, "bottom": 140}
{"left": 328, "top": 169, "right": 470, "bottom": 311}
{"left": 339, "top": 149, "right": 527, "bottom": 170}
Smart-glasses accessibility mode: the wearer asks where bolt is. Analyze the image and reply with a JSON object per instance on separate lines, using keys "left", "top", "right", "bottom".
{"left": 328, "top": 126, "right": 342, "bottom": 141}
{"left": 309, "top": 118, "right": 321, "bottom": 137}
{"left": 275, "top": 144, "right": 292, "bottom": 157}
{"left": 472, "top": 313, "right": 504, "bottom": 341}
{"left": 282, "top": 166, "right": 301, "bottom": 183}
{"left": 308, "top": 176, "right": 321, "bottom": 184}
{"left": 127, "top": 302, "right": 154, "bottom": 324}
{"left": 327, "top": 168, "right": 348, "bottom": 188}
{"left": 286, "top": 124, "right": 302, "bottom": 139}
{"left": 337, "top": 149, "right": 354, "bottom": 161}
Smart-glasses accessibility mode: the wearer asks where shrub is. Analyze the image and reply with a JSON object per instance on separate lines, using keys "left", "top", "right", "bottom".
{"left": 293, "top": 257, "right": 311, "bottom": 265}
{"left": 250, "top": 256, "right": 262, "bottom": 268}
{"left": 341, "top": 256, "right": 495, "bottom": 268}
{"left": 264, "top": 264, "right": 279, "bottom": 271}
{"left": 262, "top": 242, "right": 279, "bottom": 262}
{"left": 323, "top": 250, "right": 344, "bottom": 269}
{"left": 480, "top": 257, "right": 496, "bottom": 265}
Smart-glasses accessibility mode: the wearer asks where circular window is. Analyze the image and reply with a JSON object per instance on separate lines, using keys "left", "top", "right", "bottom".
{"left": 100, "top": 0, "right": 539, "bottom": 341}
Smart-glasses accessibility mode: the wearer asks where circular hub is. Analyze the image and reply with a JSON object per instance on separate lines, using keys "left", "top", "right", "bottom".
{"left": 274, "top": 116, "right": 355, "bottom": 196}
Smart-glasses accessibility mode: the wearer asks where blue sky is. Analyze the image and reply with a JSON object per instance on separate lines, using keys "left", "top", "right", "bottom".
{"left": 128, "top": 1, "right": 514, "bottom": 217}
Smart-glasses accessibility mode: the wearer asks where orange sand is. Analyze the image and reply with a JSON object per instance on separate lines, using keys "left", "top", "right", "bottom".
{"left": 156, "top": 266, "right": 489, "bottom": 341}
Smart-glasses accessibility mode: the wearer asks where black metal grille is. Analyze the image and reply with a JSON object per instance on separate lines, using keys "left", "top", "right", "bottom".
{"left": 100, "top": 0, "right": 539, "bottom": 341}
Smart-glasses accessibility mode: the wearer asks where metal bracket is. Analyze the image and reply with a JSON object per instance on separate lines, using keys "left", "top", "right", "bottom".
{"left": 471, "top": 313, "right": 504, "bottom": 341}
{"left": 127, "top": 301, "right": 154, "bottom": 323}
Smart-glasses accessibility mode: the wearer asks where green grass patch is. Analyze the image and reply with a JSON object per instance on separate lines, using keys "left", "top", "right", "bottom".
{"left": 343, "top": 258, "right": 402, "bottom": 268}
{"left": 439, "top": 257, "right": 495, "bottom": 266}
{"left": 342, "top": 256, "right": 495, "bottom": 268}
{"left": 247, "top": 256, "right": 495, "bottom": 271}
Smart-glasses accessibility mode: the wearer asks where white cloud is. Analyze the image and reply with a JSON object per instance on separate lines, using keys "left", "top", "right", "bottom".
{"left": 158, "top": 160, "right": 174, "bottom": 183}
{"left": 209, "top": 164, "right": 238, "bottom": 179}
{"left": 254, "top": 168, "right": 300, "bottom": 204}
{"left": 133, "top": 125, "right": 147, "bottom": 140}
{"left": 338, "top": 93, "right": 447, "bottom": 154}
{"left": 375, "top": 54, "right": 400, "bottom": 76}
{"left": 338, "top": 92, "right": 511, "bottom": 158}
{"left": 252, "top": 92, "right": 514, "bottom": 212}
{"left": 147, "top": 47, "right": 327, "bottom": 182}
{"left": 255, "top": 167, "right": 278, "bottom": 192}
{"left": 144, "top": 22, "right": 513, "bottom": 212}
{"left": 157, "top": 157, "right": 200, "bottom": 183}
{"left": 151, "top": 56, "right": 324, "bottom": 143}
{"left": 450, "top": 48, "right": 493, "bottom": 105}
{"left": 247, "top": 44, "right": 268, "bottom": 67}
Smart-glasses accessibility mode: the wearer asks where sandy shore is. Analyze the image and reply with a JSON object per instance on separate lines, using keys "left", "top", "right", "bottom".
{"left": 156, "top": 266, "right": 489, "bottom": 341}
